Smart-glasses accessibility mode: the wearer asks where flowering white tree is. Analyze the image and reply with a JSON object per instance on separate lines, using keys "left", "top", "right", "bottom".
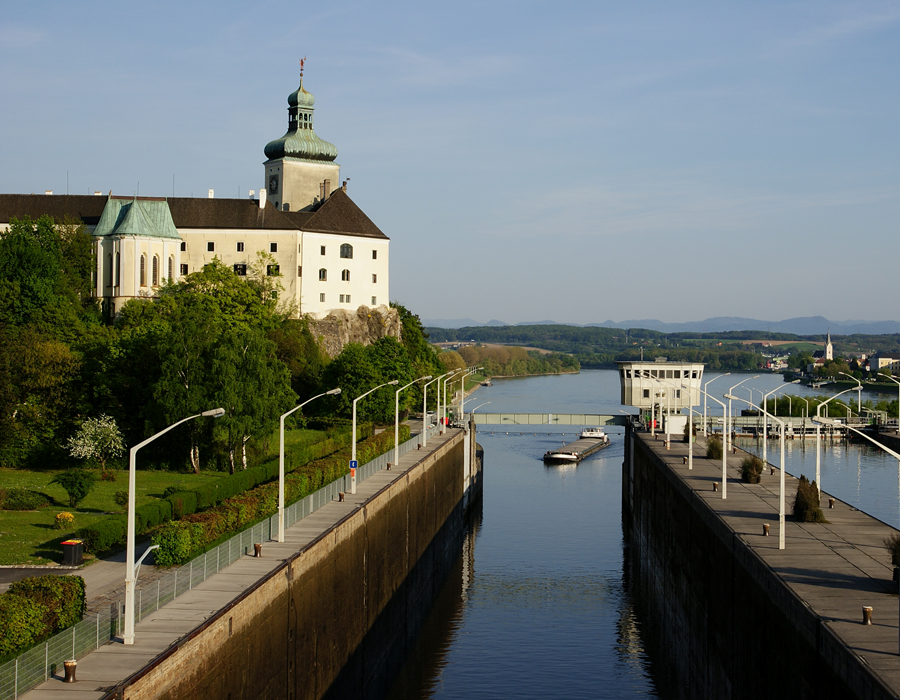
{"left": 67, "top": 415, "right": 126, "bottom": 471}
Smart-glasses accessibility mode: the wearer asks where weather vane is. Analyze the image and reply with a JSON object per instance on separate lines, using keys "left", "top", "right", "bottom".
{"left": 300, "top": 57, "right": 306, "bottom": 79}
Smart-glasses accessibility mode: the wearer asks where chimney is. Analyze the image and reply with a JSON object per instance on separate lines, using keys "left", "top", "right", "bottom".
{"left": 323, "top": 179, "right": 331, "bottom": 199}
{"left": 341, "top": 180, "right": 348, "bottom": 193}
{"left": 249, "top": 190, "right": 255, "bottom": 199}
{"left": 93, "top": 191, "right": 102, "bottom": 196}
{"left": 207, "top": 189, "right": 214, "bottom": 199}
{"left": 259, "top": 188, "right": 267, "bottom": 209}
{"left": 45, "top": 190, "right": 53, "bottom": 195}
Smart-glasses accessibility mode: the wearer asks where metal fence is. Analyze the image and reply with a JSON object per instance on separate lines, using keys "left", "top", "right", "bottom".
{"left": 0, "top": 426, "right": 435, "bottom": 700}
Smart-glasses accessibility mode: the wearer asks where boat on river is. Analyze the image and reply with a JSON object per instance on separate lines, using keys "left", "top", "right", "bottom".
{"left": 543, "top": 429, "right": 611, "bottom": 464}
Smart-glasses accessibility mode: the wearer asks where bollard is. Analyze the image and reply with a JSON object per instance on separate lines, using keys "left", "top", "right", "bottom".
{"left": 254, "top": 543, "right": 262, "bottom": 558}
{"left": 713, "top": 482, "right": 718, "bottom": 492}
{"left": 862, "top": 606, "right": 873, "bottom": 625}
{"left": 64, "top": 659, "right": 77, "bottom": 683}
{"left": 732, "top": 446, "right": 737, "bottom": 454}
{"left": 829, "top": 498, "right": 835, "bottom": 509}
{"left": 682, "top": 456, "right": 687, "bottom": 465}
{"left": 338, "top": 492, "right": 345, "bottom": 502}
{"left": 417, "top": 444, "right": 422, "bottom": 450}
{"left": 665, "top": 440, "right": 670, "bottom": 450}
{"left": 763, "top": 523, "right": 770, "bottom": 536}
{"left": 770, "top": 467, "right": 775, "bottom": 476}
{"left": 386, "top": 462, "right": 392, "bottom": 471}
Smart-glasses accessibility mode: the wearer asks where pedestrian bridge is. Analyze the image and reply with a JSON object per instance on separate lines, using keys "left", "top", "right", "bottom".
{"left": 471, "top": 413, "right": 627, "bottom": 427}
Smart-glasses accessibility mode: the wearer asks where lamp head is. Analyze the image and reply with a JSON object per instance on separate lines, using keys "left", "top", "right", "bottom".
{"left": 423, "top": 375, "right": 433, "bottom": 381}
{"left": 202, "top": 408, "right": 226, "bottom": 418}
{"left": 327, "top": 388, "right": 342, "bottom": 395}
{"left": 388, "top": 380, "right": 399, "bottom": 386}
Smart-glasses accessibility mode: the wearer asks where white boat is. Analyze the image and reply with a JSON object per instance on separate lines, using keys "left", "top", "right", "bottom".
{"left": 579, "top": 427, "right": 609, "bottom": 442}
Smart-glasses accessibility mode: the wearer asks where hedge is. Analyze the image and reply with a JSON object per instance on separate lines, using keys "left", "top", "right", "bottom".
{"left": 76, "top": 425, "right": 365, "bottom": 553}
{"left": 0, "top": 488, "right": 51, "bottom": 511}
{"left": 153, "top": 426, "right": 409, "bottom": 565}
{"left": 0, "top": 575, "right": 86, "bottom": 660}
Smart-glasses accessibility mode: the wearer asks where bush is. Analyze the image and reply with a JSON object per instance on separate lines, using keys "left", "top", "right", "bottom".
{"left": 0, "top": 575, "right": 86, "bottom": 659}
{"left": 50, "top": 469, "right": 97, "bottom": 508}
{"left": 77, "top": 515, "right": 127, "bottom": 552}
{"left": 114, "top": 490, "right": 129, "bottom": 509}
{"left": 793, "top": 475, "right": 827, "bottom": 523}
{"left": 706, "top": 436, "right": 723, "bottom": 460}
{"left": 1, "top": 488, "right": 51, "bottom": 511}
{"left": 740, "top": 455, "right": 764, "bottom": 483}
{"left": 54, "top": 512, "right": 75, "bottom": 530}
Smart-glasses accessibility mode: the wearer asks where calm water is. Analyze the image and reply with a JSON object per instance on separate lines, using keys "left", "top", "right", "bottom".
{"left": 384, "top": 370, "right": 900, "bottom": 699}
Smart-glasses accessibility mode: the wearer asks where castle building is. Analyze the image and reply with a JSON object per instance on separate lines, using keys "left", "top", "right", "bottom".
{"left": 0, "top": 73, "right": 390, "bottom": 320}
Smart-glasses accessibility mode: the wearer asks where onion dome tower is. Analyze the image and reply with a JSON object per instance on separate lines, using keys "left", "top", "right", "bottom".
{"left": 263, "top": 59, "right": 341, "bottom": 212}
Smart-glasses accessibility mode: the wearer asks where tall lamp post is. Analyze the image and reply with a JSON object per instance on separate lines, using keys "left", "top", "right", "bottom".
{"left": 703, "top": 373, "right": 730, "bottom": 436}
{"left": 839, "top": 372, "right": 862, "bottom": 413}
{"left": 761, "top": 380, "right": 800, "bottom": 465}
{"left": 124, "top": 408, "right": 225, "bottom": 645}
{"left": 459, "top": 367, "right": 483, "bottom": 417}
{"left": 695, "top": 385, "right": 728, "bottom": 497}
{"left": 278, "top": 388, "right": 341, "bottom": 542}
{"left": 726, "top": 394, "right": 786, "bottom": 549}
{"left": 395, "top": 375, "right": 432, "bottom": 468}
{"left": 884, "top": 376, "right": 900, "bottom": 430}
{"left": 351, "top": 380, "right": 399, "bottom": 494}
{"left": 815, "top": 386, "right": 863, "bottom": 496}
{"left": 441, "top": 370, "right": 463, "bottom": 433}
{"left": 421, "top": 373, "right": 447, "bottom": 448}
{"left": 727, "top": 376, "right": 759, "bottom": 454}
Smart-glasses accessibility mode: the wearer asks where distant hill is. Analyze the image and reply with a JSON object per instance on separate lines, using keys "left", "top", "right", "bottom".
{"left": 423, "top": 316, "right": 900, "bottom": 335}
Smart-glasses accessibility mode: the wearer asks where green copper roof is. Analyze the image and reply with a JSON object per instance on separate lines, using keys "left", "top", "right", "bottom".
{"left": 264, "top": 79, "right": 338, "bottom": 162}
{"left": 92, "top": 197, "right": 181, "bottom": 240}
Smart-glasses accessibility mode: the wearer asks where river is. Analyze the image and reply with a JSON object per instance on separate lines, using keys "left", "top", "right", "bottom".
{"left": 384, "top": 370, "right": 900, "bottom": 699}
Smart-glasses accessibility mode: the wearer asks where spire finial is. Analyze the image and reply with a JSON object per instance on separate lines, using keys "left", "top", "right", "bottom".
{"left": 300, "top": 56, "right": 306, "bottom": 81}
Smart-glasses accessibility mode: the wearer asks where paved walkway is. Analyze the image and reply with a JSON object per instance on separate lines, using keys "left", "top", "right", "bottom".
{"left": 642, "top": 431, "right": 900, "bottom": 695}
{"left": 19, "top": 428, "right": 463, "bottom": 700}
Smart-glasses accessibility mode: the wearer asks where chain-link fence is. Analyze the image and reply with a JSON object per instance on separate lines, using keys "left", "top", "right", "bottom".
{"left": 0, "top": 426, "right": 437, "bottom": 699}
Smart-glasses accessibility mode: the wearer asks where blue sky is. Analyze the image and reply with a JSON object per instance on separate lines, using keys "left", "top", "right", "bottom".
{"left": 2, "top": 1, "right": 898, "bottom": 324}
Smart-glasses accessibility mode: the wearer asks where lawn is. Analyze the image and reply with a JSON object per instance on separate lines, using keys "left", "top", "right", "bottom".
{"left": 0, "top": 428, "right": 331, "bottom": 565}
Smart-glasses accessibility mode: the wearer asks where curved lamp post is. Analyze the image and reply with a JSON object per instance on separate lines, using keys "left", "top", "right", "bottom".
{"left": 695, "top": 385, "right": 728, "bottom": 496}
{"left": 124, "top": 407, "right": 225, "bottom": 645}
{"left": 726, "top": 393, "right": 786, "bottom": 549}
{"left": 441, "top": 370, "right": 463, "bottom": 433}
{"left": 762, "top": 380, "right": 800, "bottom": 465}
{"left": 815, "top": 385, "right": 863, "bottom": 497}
{"left": 351, "top": 380, "right": 399, "bottom": 494}
{"left": 395, "top": 375, "right": 432, "bottom": 468}
{"left": 839, "top": 372, "right": 862, "bottom": 413}
{"left": 703, "top": 373, "right": 730, "bottom": 436}
{"left": 278, "top": 389, "right": 341, "bottom": 542}
{"left": 459, "top": 366, "right": 482, "bottom": 418}
{"left": 883, "top": 376, "right": 900, "bottom": 430}
{"left": 727, "top": 376, "right": 758, "bottom": 454}
{"left": 421, "top": 374, "right": 448, "bottom": 448}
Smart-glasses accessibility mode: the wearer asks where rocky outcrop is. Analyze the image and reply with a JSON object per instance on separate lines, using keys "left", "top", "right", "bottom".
{"left": 309, "top": 305, "right": 401, "bottom": 358}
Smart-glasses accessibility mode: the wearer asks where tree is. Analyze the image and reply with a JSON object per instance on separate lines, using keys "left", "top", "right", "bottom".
{"left": 67, "top": 415, "right": 126, "bottom": 472}
{"left": 50, "top": 469, "right": 97, "bottom": 508}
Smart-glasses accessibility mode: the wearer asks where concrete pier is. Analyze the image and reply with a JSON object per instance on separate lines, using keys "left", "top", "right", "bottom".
{"left": 624, "top": 425, "right": 900, "bottom": 699}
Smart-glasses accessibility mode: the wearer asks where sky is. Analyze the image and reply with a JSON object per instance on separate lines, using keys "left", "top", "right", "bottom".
{"left": 2, "top": 1, "right": 898, "bottom": 325}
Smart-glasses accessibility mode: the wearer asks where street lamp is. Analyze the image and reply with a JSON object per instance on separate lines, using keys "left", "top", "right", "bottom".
{"left": 814, "top": 386, "right": 863, "bottom": 496}
{"left": 278, "top": 389, "right": 341, "bottom": 542}
{"left": 761, "top": 380, "right": 800, "bottom": 466}
{"left": 396, "top": 375, "right": 432, "bottom": 468}
{"left": 459, "top": 367, "right": 483, "bottom": 418}
{"left": 441, "top": 370, "right": 463, "bottom": 433}
{"left": 727, "top": 376, "right": 759, "bottom": 454}
{"left": 884, "top": 376, "right": 900, "bottom": 430}
{"left": 421, "top": 374, "right": 448, "bottom": 449}
{"left": 839, "top": 372, "right": 862, "bottom": 413}
{"left": 726, "top": 393, "right": 786, "bottom": 550}
{"left": 695, "top": 385, "right": 728, "bottom": 496}
{"left": 703, "top": 373, "right": 730, "bottom": 436}
{"left": 351, "top": 380, "right": 399, "bottom": 494}
{"left": 124, "top": 407, "right": 225, "bottom": 645}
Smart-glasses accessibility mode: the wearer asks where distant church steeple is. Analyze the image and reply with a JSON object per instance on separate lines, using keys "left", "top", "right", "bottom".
{"left": 825, "top": 331, "right": 833, "bottom": 361}
{"left": 263, "top": 60, "right": 340, "bottom": 212}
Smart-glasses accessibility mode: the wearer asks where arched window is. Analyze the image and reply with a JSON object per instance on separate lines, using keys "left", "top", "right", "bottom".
{"left": 152, "top": 256, "right": 159, "bottom": 286}
{"left": 107, "top": 254, "right": 113, "bottom": 286}
{"left": 341, "top": 269, "right": 350, "bottom": 281}
{"left": 115, "top": 253, "right": 120, "bottom": 286}
{"left": 140, "top": 255, "right": 146, "bottom": 286}
{"left": 340, "top": 244, "right": 353, "bottom": 259}
{"left": 319, "top": 268, "right": 327, "bottom": 281}
{"left": 168, "top": 256, "right": 174, "bottom": 281}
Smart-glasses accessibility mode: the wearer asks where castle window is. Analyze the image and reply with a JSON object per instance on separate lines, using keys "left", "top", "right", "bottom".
{"left": 140, "top": 255, "right": 146, "bottom": 286}
{"left": 270, "top": 242, "right": 278, "bottom": 253}
{"left": 180, "top": 264, "right": 189, "bottom": 275}
{"left": 320, "top": 293, "right": 325, "bottom": 302}
{"left": 180, "top": 242, "right": 186, "bottom": 251}
{"left": 372, "top": 250, "right": 377, "bottom": 260}
{"left": 372, "top": 274, "right": 377, "bottom": 283}
{"left": 297, "top": 266, "right": 302, "bottom": 277}
{"left": 207, "top": 242, "right": 215, "bottom": 252}
{"left": 234, "top": 264, "right": 247, "bottom": 276}
{"left": 107, "top": 254, "right": 113, "bottom": 286}
{"left": 320, "top": 246, "right": 326, "bottom": 255}
{"left": 237, "top": 242, "right": 244, "bottom": 252}
{"left": 319, "top": 268, "right": 327, "bottom": 281}
{"left": 340, "top": 294, "right": 351, "bottom": 304}
{"left": 341, "top": 269, "right": 350, "bottom": 282}
{"left": 340, "top": 244, "right": 353, "bottom": 259}
{"left": 371, "top": 296, "right": 377, "bottom": 305}
{"left": 168, "top": 256, "right": 174, "bottom": 281}
{"left": 267, "top": 264, "right": 280, "bottom": 276}
{"left": 115, "top": 253, "right": 120, "bottom": 286}
{"left": 152, "top": 256, "right": 159, "bottom": 286}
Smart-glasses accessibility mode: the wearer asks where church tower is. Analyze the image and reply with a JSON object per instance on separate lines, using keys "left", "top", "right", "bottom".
{"left": 825, "top": 331, "right": 833, "bottom": 361}
{"left": 263, "top": 62, "right": 340, "bottom": 212}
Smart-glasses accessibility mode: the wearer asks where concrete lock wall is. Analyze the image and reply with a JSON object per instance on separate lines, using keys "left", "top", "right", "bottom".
{"left": 114, "top": 431, "right": 471, "bottom": 700}
{"left": 622, "top": 425, "right": 890, "bottom": 700}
